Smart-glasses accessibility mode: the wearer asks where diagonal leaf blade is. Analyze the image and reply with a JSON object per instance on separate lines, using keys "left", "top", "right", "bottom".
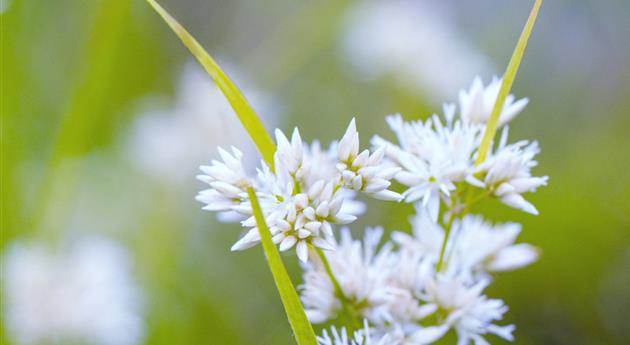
{"left": 146, "top": 2, "right": 316, "bottom": 343}
{"left": 475, "top": 0, "right": 542, "bottom": 166}
{"left": 146, "top": 0, "right": 276, "bottom": 168}
{"left": 247, "top": 187, "right": 318, "bottom": 345}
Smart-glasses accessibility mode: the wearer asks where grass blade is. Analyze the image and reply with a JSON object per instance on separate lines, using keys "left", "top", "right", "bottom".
{"left": 247, "top": 187, "right": 318, "bottom": 345}
{"left": 145, "top": 3, "right": 315, "bottom": 342}
{"left": 475, "top": 0, "right": 542, "bottom": 166}
{"left": 146, "top": 0, "right": 276, "bottom": 168}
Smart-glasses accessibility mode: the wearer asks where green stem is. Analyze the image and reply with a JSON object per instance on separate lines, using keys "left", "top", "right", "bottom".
{"left": 436, "top": 187, "right": 495, "bottom": 272}
{"left": 436, "top": 208, "right": 457, "bottom": 273}
{"left": 314, "top": 247, "right": 361, "bottom": 333}
{"left": 461, "top": 190, "right": 492, "bottom": 215}
{"left": 314, "top": 247, "right": 343, "bottom": 296}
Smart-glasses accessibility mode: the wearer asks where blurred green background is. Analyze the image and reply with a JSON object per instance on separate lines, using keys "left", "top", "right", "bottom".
{"left": 2, "top": 0, "right": 630, "bottom": 344}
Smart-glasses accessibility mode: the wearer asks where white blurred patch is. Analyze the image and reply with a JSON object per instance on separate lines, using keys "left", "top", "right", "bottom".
{"left": 0, "top": 0, "right": 12, "bottom": 15}
{"left": 2, "top": 237, "right": 145, "bottom": 345}
{"left": 127, "top": 61, "right": 281, "bottom": 183}
{"left": 341, "top": 0, "right": 492, "bottom": 100}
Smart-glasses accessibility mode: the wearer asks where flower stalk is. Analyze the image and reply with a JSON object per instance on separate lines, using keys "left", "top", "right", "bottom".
{"left": 436, "top": 204, "right": 457, "bottom": 272}
{"left": 314, "top": 247, "right": 362, "bottom": 333}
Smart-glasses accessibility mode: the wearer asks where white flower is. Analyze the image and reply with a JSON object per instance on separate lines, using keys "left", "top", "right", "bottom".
{"left": 376, "top": 254, "right": 450, "bottom": 345}
{"left": 197, "top": 119, "right": 400, "bottom": 262}
{"left": 337, "top": 119, "right": 403, "bottom": 201}
{"left": 423, "top": 275, "right": 515, "bottom": 345}
{"left": 374, "top": 96, "right": 545, "bottom": 219}
{"left": 373, "top": 112, "right": 483, "bottom": 221}
{"left": 341, "top": 0, "right": 491, "bottom": 100}
{"left": 459, "top": 76, "right": 529, "bottom": 126}
{"left": 196, "top": 146, "right": 250, "bottom": 214}
{"left": 300, "top": 228, "right": 395, "bottom": 323}
{"left": 476, "top": 128, "right": 548, "bottom": 215}
{"left": 318, "top": 320, "right": 394, "bottom": 345}
{"left": 394, "top": 211, "right": 538, "bottom": 280}
{"left": 448, "top": 215, "right": 539, "bottom": 276}
{"left": 299, "top": 213, "right": 535, "bottom": 344}
{"left": 127, "top": 61, "right": 279, "bottom": 182}
{"left": 302, "top": 140, "right": 340, "bottom": 184}
{"left": 2, "top": 238, "right": 144, "bottom": 345}
{"left": 275, "top": 127, "right": 306, "bottom": 178}
{"left": 375, "top": 323, "right": 448, "bottom": 345}
{"left": 392, "top": 207, "right": 444, "bottom": 261}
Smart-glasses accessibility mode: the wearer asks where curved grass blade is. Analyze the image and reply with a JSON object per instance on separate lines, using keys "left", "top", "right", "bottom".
{"left": 475, "top": 0, "right": 542, "bottom": 166}
{"left": 146, "top": 2, "right": 316, "bottom": 343}
{"left": 146, "top": 0, "right": 276, "bottom": 168}
{"left": 247, "top": 187, "right": 318, "bottom": 345}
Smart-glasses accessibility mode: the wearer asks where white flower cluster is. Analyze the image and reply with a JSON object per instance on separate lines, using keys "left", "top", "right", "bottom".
{"left": 2, "top": 238, "right": 145, "bottom": 345}
{"left": 373, "top": 76, "right": 547, "bottom": 220}
{"left": 298, "top": 77, "right": 546, "bottom": 344}
{"left": 196, "top": 74, "right": 546, "bottom": 344}
{"left": 196, "top": 119, "right": 402, "bottom": 262}
{"left": 303, "top": 213, "right": 537, "bottom": 345}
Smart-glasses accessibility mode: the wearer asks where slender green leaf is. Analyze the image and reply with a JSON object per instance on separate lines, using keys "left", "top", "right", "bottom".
{"left": 146, "top": 1, "right": 316, "bottom": 343}
{"left": 146, "top": 0, "right": 276, "bottom": 168}
{"left": 145, "top": 2, "right": 315, "bottom": 343}
{"left": 247, "top": 187, "right": 318, "bottom": 345}
{"left": 475, "top": 0, "right": 542, "bottom": 166}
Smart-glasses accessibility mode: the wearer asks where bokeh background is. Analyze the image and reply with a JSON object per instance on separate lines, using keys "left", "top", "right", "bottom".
{"left": 2, "top": 0, "right": 630, "bottom": 344}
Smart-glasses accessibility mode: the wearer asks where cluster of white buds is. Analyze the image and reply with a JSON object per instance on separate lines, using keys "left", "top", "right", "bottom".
{"left": 336, "top": 120, "right": 401, "bottom": 201}
{"left": 196, "top": 119, "right": 402, "bottom": 262}
{"left": 297, "top": 76, "right": 546, "bottom": 344}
